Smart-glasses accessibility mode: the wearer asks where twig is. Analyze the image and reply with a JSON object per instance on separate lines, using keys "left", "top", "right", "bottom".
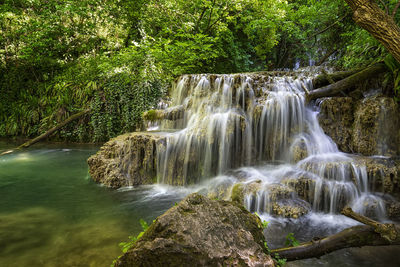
{"left": 310, "top": 14, "right": 349, "bottom": 39}
{"left": 379, "top": 0, "right": 389, "bottom": 15}
{"left": 392, "top": 0, "right": 400, "bottom": 17}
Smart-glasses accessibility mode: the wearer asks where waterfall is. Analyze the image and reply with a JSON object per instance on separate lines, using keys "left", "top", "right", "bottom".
{"left": 153, "top": 72, "right": 388, "bottom": 219}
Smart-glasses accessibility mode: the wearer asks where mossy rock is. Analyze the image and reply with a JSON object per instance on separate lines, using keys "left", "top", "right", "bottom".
{"left": 115, "top": 193, "right": 275, "bottom": 267}
{"left": 87, "top": 132, "right": 165, "bottom": 188}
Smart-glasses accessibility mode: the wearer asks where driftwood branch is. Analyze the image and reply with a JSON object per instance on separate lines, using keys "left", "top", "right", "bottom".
{"left": 307, "top": 63, "right": 387, "bottom": 101}
{"left": 270, "top": 207, "right": 400, "bottom": 262}
{"left": 342, "top": 207, "right": 400, "bottom": 243}
{"left": 0, "top": 109, "right": 90, "bottom": 156}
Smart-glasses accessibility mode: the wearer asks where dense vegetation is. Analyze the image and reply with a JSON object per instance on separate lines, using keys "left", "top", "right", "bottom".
{"left": 1, "top": 0, "right": 399, "bottom": 142}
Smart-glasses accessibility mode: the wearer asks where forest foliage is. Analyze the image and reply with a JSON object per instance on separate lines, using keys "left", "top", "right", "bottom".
{"left": 0, "top": 0, "right": 399, "bottom": 142}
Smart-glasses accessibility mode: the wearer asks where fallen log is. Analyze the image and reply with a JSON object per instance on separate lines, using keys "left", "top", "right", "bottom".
{"left": 0, "top": 109, "right": 90, "bottom": 156}
{"left": 270, "top": 225, "right": 392, "bottom": 261}
{"left": 312, "top": 68, "right": 362, "bottom": 88}
{"left": 18, "top": 109, "right": 90, "bottom": 149}
{"left": 307, "top": 63, "right": 387, "bottom": 101}
{"left": 342, "top": 207, "right": 400, "bottom": 243}
{"left": 270, "top": 207, "right": 400, "bottom": 261}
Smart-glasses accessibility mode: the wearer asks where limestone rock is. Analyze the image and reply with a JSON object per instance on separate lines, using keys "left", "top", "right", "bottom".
{"left": 356, "top": 156, "right": 400, "bottom": 196}
{"left": 289, "top": 140, "right": 308, "bottom": 163}
{"left": 352, "top": 97, "right": 400, "bottom": 156}
{"left": 318, "top": 96, "right": 400, "bottom": 156}
{"left": 318, "top": 97, "right": 354, "bottom": 153}
{"left": 143, "top": 105, "right": 184, "bottom": 122}
{"left": 271, "top": 199, "right": 310, "bottom": 219}
{"left": 230, "top": 181, "right": 262, "bottom": 204}
{"left": 115, "top": 193, "right": 275, "bottom": 267}
{"left": 231, "top": 182, "right": 310, "bottom": 218}
{"left": 87, "top": 132, "right": 165, "bottom": 188}
{"left": 385, "top": 198, "right": 400, "bottom": 220}
{"left": 282, "top": 176, "right": 316, "bottom": 204}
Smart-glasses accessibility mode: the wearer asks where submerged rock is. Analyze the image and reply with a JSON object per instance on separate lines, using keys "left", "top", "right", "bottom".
{"left": 115, "top": 193, "right": 275, "bottom": 267}
{"left": 87, "top": 132, "right": 165, "bottom": 188}
{"left": 231, "top": 182, "right": 310, "bottom": 219}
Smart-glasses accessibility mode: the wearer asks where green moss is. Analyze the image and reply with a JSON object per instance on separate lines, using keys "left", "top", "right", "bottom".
{"left": 231, "top": 183, "right": 244, "bottom": 204}
{"left": 143, "top": 109, "right": 159, "bottom": 122}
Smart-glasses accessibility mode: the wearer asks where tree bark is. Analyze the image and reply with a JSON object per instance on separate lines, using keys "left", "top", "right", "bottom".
{"left": 307, "top": 62, "right": 387, "bottom": 101}
{"left": 344, "top": 0, "right": 400, "bottom": 63}
{"left": 270, "top": 207, "right": 400, "bottom": 261}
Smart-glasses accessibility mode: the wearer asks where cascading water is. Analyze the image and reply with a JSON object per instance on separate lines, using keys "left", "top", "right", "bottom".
{"left": 152, "top": 72, "right": 389, "bottom": 220}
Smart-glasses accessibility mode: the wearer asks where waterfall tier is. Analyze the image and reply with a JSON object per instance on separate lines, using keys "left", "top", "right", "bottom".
{"left": 88, "top": 72, "right": 400, "bottom": 221}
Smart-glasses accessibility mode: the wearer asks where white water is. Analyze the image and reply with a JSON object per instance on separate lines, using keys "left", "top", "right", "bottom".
{"left": 151, "top": 72, "right": 389, "bottom": 221}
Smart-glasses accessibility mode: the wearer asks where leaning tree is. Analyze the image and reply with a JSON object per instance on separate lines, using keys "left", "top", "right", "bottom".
{"left": 344, "top": 0, "right": 400, "bottom": 63}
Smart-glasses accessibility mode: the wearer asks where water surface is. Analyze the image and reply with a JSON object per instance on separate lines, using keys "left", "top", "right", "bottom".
{"left": 0, "top": 141, "right": 399, "bottom": 267}
{"left": 0, "top": 142, "right": 180, "bottom": 267}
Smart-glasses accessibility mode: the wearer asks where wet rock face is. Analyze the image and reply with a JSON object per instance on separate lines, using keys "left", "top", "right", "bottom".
{"left": 115, "top": 193, "right": 275, "bottom": 267}
{"left": 359, "top": 157, "right": 400, "bottom": 196}
{"left": 318, "top": 97, "right": 354, "bottom": 153}
{"left": 318, "top": 96, "right": 400, "bottom": 156}
{"left": 353, "top": 97, "right": 400, "bottom": 156}
{"left": 87, "top": 132, "right": 165, "bottom": 188}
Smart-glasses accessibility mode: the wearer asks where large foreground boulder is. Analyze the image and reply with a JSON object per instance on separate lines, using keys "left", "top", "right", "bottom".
{"left": 115, "top": 193, "right": 275, "bottom": 267}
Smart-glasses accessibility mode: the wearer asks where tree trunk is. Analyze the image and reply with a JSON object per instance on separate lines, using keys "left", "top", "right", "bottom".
{"left": 344, "top": 0, "right": 400, "bottom": 63}
{"left": 270, "top": 207, "right": 400, "bottom": 261}
{"left": 0, "top": 109, "right": 90, "bottom": 156}
{"left": 270, "top": 225, "right": 393, "bottom": 261}
{"left": 307, "top": 62, "right": 387, "bottom": 101}
{"left": 17, "top": 109, "right": 90, "bottom": 149}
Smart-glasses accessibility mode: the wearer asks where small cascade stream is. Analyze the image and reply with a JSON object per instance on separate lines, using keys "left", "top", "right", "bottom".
{"left": 152, "top": 72, "right": 389, "bottom": 220}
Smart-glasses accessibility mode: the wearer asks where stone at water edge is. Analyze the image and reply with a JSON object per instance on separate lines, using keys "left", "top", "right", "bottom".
{"left": 115, "top": 193, "right": 275, "bottom": 267}
{"left": 87, "top": 132, "right": 165, "bottom": 188}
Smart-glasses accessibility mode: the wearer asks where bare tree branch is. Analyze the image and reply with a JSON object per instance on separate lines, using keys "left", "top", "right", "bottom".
{"left": 392, "top": 0, "right": 400, "bottom": 17}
